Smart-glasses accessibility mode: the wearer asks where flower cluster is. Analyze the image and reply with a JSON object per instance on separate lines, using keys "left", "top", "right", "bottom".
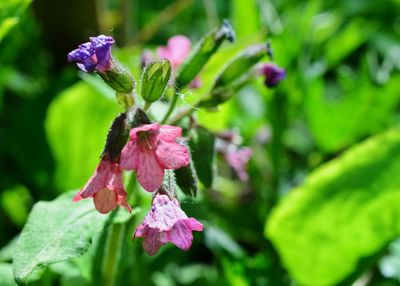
{"left": 68, "top": 30, "right": 283, "bottom": 256}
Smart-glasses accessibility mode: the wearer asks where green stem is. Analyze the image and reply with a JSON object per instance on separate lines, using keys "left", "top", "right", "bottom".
{"left": 102, "top": 223, "right": 123, "bottom": 286}
{"left": 168, "top": 104, "right": 197, "bottom": 125}
{"left": 267, "top": 91, "right": 287, "bottom": 211}
{"left": 161, "top": 90, "right": 179, "bottom": 124}
{"left": 143, "top": 101, "right": 152, "bottom": 112}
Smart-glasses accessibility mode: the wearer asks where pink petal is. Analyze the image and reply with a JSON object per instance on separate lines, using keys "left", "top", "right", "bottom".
{"left": 142, "top": 228, "right": 163, "bottom": 256}
{"left": 129, "top": 123, "right": 160, "bottom": 140}
{"left": 167, "top": 220, "right": 194, "bottom": 251}
{"left": 134, "top": 224, "right": 146, "bottom": 238}
{"left": 116, "top": 189, "right": 132, "bottom": 212}
{"left": 75, "top": 160, "right": 111, "bottom": 199}
{"left": 185, "top": 218, "right": 203, "bottom": 232}
{"left": 155, "top": 141, "right": 189, "bottom": 170}
{"left": 93, "top": 188, "right": 117, "bottom": 214}
{"left": 156, "top": 47, "right": 171, "bottom": 61}
{"left": 159, "top": 125, "right": 182, "bottom": 142}
{"left": 157, "top": 35, "right": 191, "bottom": 70}
{"left": 120, "top": 140, "right": 139, "bottom": 170}
{"left": 136, "top": 150, "right": 164, "bottom": 192}
{"left": 167, "top": 35, "right": 191, "bottom": 67}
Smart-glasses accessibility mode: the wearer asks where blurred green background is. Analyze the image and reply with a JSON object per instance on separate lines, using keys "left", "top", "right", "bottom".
{"left": 2, "top": 0, "right": 400, "bottom": 285}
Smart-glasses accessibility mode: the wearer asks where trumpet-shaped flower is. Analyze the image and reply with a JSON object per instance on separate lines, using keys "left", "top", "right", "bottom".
{"left": 73, "top": 159, "right": 131, "bottom": 214}
{"left": 67, "top": 35, "right": 115, "bottom": 73}
{"left": 120, "top": 123, "right": 189, "bottom": 192}
{"left": 134, "top": 193, "right": 203, "bottom": 256}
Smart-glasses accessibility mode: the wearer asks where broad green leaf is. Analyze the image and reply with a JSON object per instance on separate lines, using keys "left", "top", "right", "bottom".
{"left": 0, "top": 263, "right": 17, "bottom": 286}
{"left": 140, "top": 60, "right": 171, "bottom": 103}
{"left": 266, "top": 127, "right": 400, "bottom": 285}
{"left": 189, "top": 127, "right": 216, "bottom": 188}
{"left": 0, "top": 236, "right": 18, "bottom": 262}
{"left": 306, "top": 74, "right": 400, "bottom": 153}
{"left": 176, "top": 21, "right": 235, "bottom": 88}
{"left": 45, "top": 81, "right": 121, "bottom": 191}
{"left": 13, "top": 191, "right": 110, "bottom": 285}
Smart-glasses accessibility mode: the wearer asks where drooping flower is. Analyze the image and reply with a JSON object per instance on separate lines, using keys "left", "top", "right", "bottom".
{"left": 134, "top": 193, "right": 203, "bottom": 256}
{"left": 67, "top": 35, "right": 115, "bottom": 73}
{"left": 73, "top": 159, "right": 131, "bottom": 214}
{"left": 225, "top": 147, "right": 252, "bottom": 181}
{"left": 157, "top": 35, "right": 191, "bottom": 71}
{"left": 120, "top": 123, "right": 189, "bottom": 192}
{"left": 260, "top": 63, "right": 286, "bottom": 88}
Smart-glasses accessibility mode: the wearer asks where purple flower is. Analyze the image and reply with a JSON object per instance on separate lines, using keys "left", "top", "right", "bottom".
{"left": 67, "top": 35, "right": 115, "bottom": 73}
{"left": 134, "top": 193, "right": 203, "bottom": 256}
{"left": 260, "top": 63, "right": 286, "bottom": 88}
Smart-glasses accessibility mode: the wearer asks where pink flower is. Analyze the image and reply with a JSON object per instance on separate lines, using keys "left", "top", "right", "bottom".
{"left": 120, "top": 123, "right": 189, "bottom": 192}
{"left": 156, "top": 35, "right": 202, "bottom": 89}
{"left": 73, "top": 159, "right": 131, "bottom": 214}
{"left": 134, "top": 193, "right": 203, "bottom": 256}
{"left": 225, "top": 147, "right": 252, "bottom": 181}
{"left": 157, "top": 35, "right": 191, "bottom": 71}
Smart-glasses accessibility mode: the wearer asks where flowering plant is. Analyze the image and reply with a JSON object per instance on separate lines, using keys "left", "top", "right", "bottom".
{"left": 12, "top": 20, "right": 286, "bottom": 284}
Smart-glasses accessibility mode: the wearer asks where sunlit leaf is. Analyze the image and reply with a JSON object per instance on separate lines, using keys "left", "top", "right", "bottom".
{"left": 267, "top": 127, "right": 400, "bottom": 285}
{"left": 13, "top": 192, "right": 109, "bottom": 285}
{"left": 45, "top": 81, "right": 121, "bottom": 191}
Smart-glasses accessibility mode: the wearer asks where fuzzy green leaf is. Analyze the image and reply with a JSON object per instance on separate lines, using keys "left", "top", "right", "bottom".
{"left": 266, "top": 128, "right": 400, "bottom": 285}
{"left": 13, "top": 191, "right": 111, "bottom": 285}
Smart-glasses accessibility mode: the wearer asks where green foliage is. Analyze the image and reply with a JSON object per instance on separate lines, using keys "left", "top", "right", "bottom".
{"left": 306, "top": 74, "right": 400, "bottom": 152}
{"left": 0, "top": 0, "right": 31, "bottom": 43}
{"left": 0, "top": 263, "right": 17, "bottom": 286}
{"left": 45, "top": 81, "right": 121, "bottom": 191}
{"left": 141, "top": 60, "right": 171, "bottom": 103}
{"left": 176, "top": 21, "right": 235, "bottom": 88}
{"left": 13, "top": 191, "right": 110, "bottom": 285}
{"left": 267, "top": 128, "right": 400, "bottom": 285}
{"left": 231, "top": 0, "right": 259, "bottom": 37}
{"left": 175, "top": 157, "right": 199, "bottom": 197}
{"left": 189, "top": 126, "right": 216, "bottom": 188}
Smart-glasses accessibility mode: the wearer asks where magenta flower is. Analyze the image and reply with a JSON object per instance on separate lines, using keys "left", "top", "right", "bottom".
{"left": 157, "top": 35, "right": 191, "bottom": 71}
{"left": 134, "top": 193, "right": 203, "bottom": 256}
{"left": 73, "top": 159, "right": 131, "bottom": 214}
{"left": 120, "top": 123, "right": 189, "bottom": 192}
{"left": 260, "top": 63, "right": 286, "bottom": 88}
{"left": 67, "top": 35, "right": 115, "bottom": 73}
